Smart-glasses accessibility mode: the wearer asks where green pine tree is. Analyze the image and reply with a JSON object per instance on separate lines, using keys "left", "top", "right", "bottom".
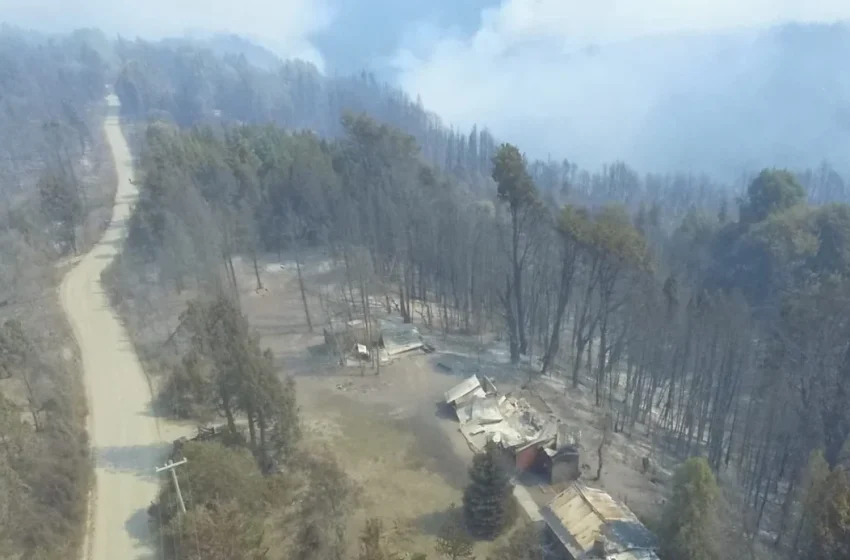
{"left": 808, "top": 468, "right": 850, "bottom": 560}
{"left": 793, "top": 449, "right": 830, "bottom": 553}
{"left": 660, "top": 457, "right": 719, "bottom": 560}
{"left": 463, "top": 444, "right": 513, "bottom": 539}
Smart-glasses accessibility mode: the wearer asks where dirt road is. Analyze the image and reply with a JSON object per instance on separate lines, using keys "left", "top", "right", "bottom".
{"left": 61, "top": 97, "right": 177, "bottom": 560}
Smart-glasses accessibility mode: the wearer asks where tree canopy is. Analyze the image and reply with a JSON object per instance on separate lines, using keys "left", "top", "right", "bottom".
{"left": 660, "top": 457, "right": 720, "bottom": 560}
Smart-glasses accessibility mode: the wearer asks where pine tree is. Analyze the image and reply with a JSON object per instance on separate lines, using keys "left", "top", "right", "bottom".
{"left": 463, "top": 443, "right": 513, "bottom": 539}
{"left": 38, "top": 168, "right": 82, "bottom": 254}
{"left": 808, "top": 468, "right": 850, "bottom": 560}
{"left": 793, "top": 449, "right": 830, "bottom": 553}
{"left": 660, "top": 457, "right": 719, "bottom": 560}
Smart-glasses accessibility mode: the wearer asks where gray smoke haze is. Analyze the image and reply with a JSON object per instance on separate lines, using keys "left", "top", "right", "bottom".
{"left": 1, "top": 0, "right": 849, "bottom": 176}
{"left": 0, "top": 0, "right": 333, "bottom": 68}
{"left": 393, "top": 0, "right": 850, "bottom": 176}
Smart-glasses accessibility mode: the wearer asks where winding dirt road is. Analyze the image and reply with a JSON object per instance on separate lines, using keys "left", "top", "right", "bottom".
{"left": 61, "top": 96, "right": 176, "bottom": 560}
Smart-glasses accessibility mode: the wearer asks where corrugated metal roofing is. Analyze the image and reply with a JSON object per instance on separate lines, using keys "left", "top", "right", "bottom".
{"left": 380, "top": 320, "right": 424, "bottom": 356}
{"left": 542, "top": 484, "right": 659, "bottom": 559}
{"left": 445, "top": 375, "right": 482, "bottom": 404}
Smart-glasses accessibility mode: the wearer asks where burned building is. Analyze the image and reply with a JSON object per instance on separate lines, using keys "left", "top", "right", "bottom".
{"left": 444, "top": 377, "right": 581, "bottom": 484}
{"left": 324, "top": 318, "right": 425, "bottom": 363}
{"left": 378, "top": 320, "right": 424, "bottom": 357}
{"left": 541, "top": 484, "right": 659, "bottom": 560}
{"left": 323, "top": 318, "right": 377, "bottom": 356}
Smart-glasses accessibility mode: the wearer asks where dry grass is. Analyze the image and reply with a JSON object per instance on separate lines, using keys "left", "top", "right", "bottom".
{"left": 300, "top": 387, "right": 462, "bottom": 556}
{"left": 236, "top": 252, "right": 778, "bottom": 556}
{"left": 236, "top": 254, "right": 528, "bottom": 557}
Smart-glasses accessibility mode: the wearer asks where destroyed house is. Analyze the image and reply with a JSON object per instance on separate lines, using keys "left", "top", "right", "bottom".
{"left": 378, "top": 320, "right": 424, "bottom": 357}
{"left": 514, "top": 424, "right": 581, "bottom": 484}
{"left": 444, "top": 374, "right": 498, "bottom": 410}
{"left": 323, "top": 318, "right": 377, "bottom": 353}
{"left": 325, "top": 318, "right": 425, "bottom": 361}
{"left": 444, "top": 377, "right": 580, "bottom": 483}
{"left": 542, "top": 484, "right": 659, "bottom": 560}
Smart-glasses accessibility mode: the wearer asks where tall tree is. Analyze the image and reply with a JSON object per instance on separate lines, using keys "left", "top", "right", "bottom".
{"left": 541, "top": 205, "right": 588, "bottom": 375}
{"left": 178, "top": 297, "right": 300, "bottom": 468}
{"left": 739, "top": 169, "right": 806, "bottom": 225}
{"left": 38, "top": 168, "right": 82, "bottom": 254}
{"left": 492, "top": 143, "right": 539, "bottom": 362}
{"left": 793, "top": 449, "right": 831, "bottom": 553}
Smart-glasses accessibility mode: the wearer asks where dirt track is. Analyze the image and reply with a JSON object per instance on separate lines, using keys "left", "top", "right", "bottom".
{"left": 61, "top": 98, "right": 179, "bottom": 560}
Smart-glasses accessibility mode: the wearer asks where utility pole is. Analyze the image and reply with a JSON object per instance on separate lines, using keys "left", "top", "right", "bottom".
{"left": 156, "top": 458, "right": 188, "bottom": 514}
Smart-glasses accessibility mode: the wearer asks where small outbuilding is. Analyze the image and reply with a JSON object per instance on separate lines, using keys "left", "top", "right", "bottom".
{"left": 379, "top": 320, "right": 424, "bottom": 357}
{"left": 541, "top": 484, "right": 659, "bottom": 560}
{"left": 323, "top": 318, "right": 379, "bottom": 356}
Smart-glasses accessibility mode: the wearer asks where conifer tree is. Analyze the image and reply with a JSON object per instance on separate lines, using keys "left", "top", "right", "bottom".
{"left": 808, "top": 468, "right": 850, "bottom": 560}
{"left": 463, "top": 443, "right": 512, "bottom": 539}
{"left": 660, "top": 457, "right": 719, "bottom": 560}
{"left": 793, "top": 449, "right": 830, "bottom": 553}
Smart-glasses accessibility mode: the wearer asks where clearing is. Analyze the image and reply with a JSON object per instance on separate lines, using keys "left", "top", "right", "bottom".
{"left": 233, "top": 252, "right": 668, "bottom": 556}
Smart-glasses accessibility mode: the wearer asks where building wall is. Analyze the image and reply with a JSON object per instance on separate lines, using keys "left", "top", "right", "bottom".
{"left": 516, "top": 445, "right": 540, "bottom": 472}
{"left": 543, "top": 525, "right": 575, "bottom": 560}
{"left": 551, "top": 455, "right": 581, "bottom": 484}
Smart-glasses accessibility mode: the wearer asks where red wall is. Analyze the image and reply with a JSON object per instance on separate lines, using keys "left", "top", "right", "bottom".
{"left": 515, "top": 445, "right": 540, "bottom": 472}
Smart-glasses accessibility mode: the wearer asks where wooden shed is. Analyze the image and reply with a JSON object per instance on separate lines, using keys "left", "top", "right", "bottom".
{"left": 541, "top": 484, "right": 659, "bottom": 560}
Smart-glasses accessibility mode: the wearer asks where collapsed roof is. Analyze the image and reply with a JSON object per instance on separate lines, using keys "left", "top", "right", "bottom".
{"left": 445, "top": 376, "right": 573, "bottom": 454}
{"left": 379, "top": 320, "right": 423, "bottom": 356}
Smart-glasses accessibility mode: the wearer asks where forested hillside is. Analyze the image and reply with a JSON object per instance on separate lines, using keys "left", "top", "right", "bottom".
{"left": 105, "top": 41, "right": 850, "bottom": 551}
{"left": 112, "top": 34, "right": 850, "bottom": 235}
{"left": 0, "top": 27, "right": 111, "bottom": 197}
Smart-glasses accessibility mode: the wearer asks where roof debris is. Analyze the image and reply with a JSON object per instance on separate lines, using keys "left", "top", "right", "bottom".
{"left": 379, "top": 320, "right": 424, "bottom": 356}
{"left": 444, "top": 375, "right": 578, "bottom": 455}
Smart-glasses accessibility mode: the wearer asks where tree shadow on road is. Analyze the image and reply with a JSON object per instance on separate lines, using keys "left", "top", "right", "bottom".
{"left": 125, "top": 505, "right": 158, "bottom": 558}
{"left": 95, "top": 443, "right": 171, "bottom": 482}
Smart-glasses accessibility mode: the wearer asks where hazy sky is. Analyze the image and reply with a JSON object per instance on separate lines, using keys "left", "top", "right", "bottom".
{"left": 391, "top": 0, "right": 850, "bottom": 170}
{"left": 2, "top": 0, "right": 849, "bottom": 171}
{"left": 0, "top": 0, "right": 333, "bottom": 67}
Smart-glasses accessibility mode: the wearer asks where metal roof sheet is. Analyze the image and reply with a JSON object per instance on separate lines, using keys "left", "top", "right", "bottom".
{"left": 543, "top": 484, "right": 658, "bottom": 558}
{"left": 445, "top": 375, "right": 482, "bottom": 404}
